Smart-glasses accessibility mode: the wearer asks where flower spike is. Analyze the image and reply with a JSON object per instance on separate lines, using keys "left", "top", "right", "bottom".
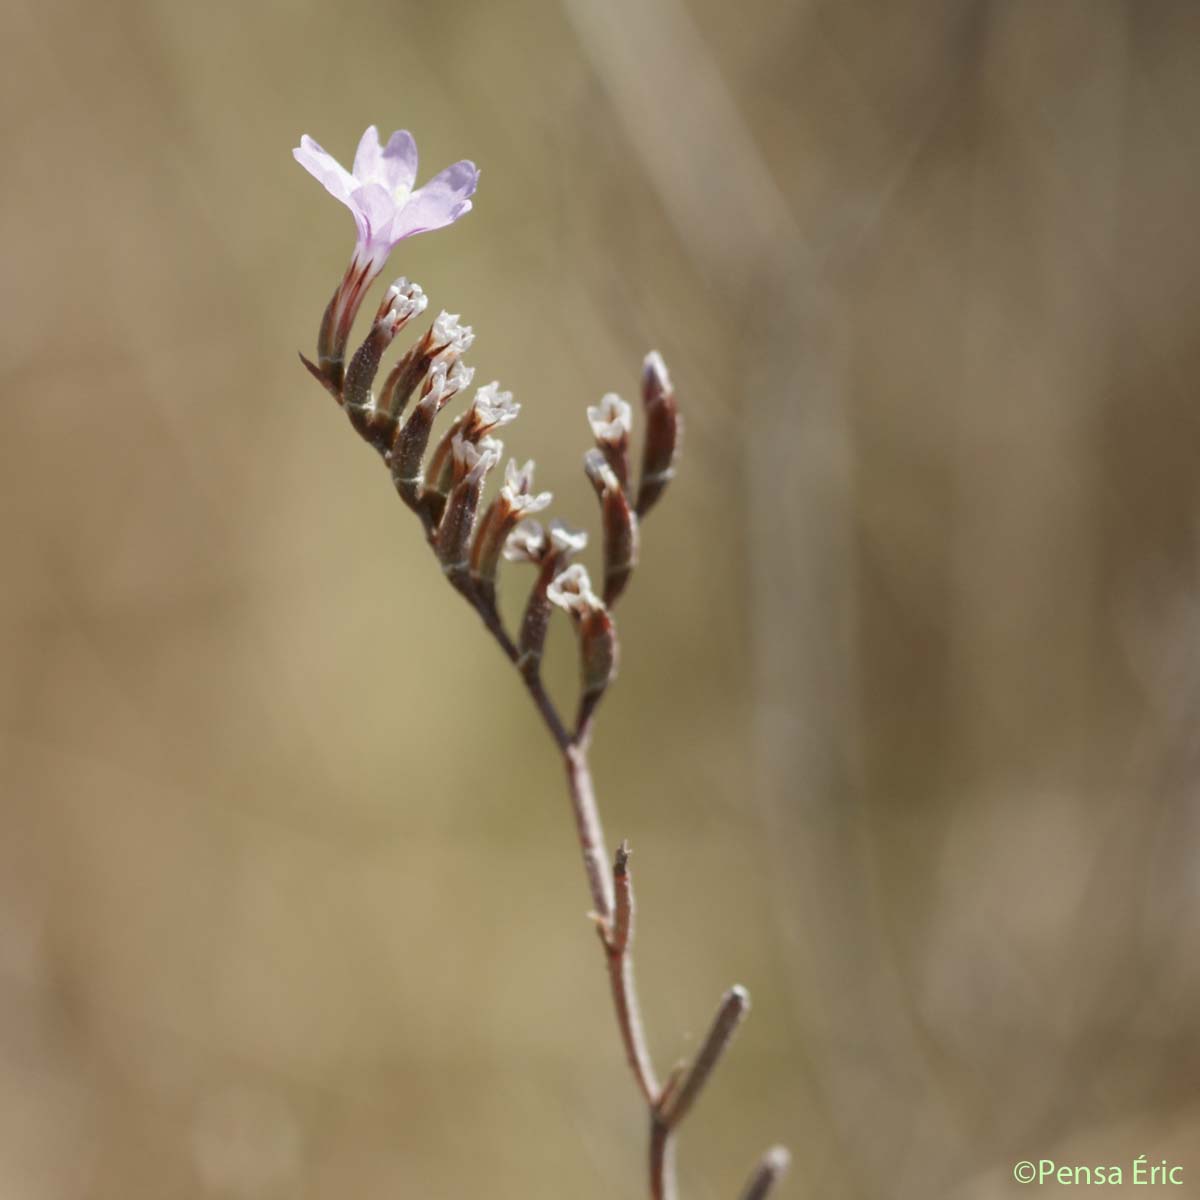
{"left": 293, "top": 138, "right": 769, "bottom": 1196}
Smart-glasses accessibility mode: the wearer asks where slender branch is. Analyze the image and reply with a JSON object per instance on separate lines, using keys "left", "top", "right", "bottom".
{"left": 605, "top": 841, "right": 660, "bottom": 1105}
{"left": 658, "top": 1061, "right": 687, "bottom": 1112}
{"left": 421, "top": 453, "right": 763, "bottom": 1200}
{"left": 448, "top": 573, "right": 573, "bottom": 750}
{"left": 564, "top": 743, "right": 614, "bottom": 924}
{"left": 650, "top": 1116, "right": 677, "bottom": 1200}
{"left": 659, "top": 986, "right": 750, "bottom": 1130}
{"left": 522, "top": 671, "right": 571, "bottom": 751}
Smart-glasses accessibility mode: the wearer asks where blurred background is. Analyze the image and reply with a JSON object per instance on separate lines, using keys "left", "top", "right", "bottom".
{"left": 3, "top": 0, "right": 1200, "bottom": 1196}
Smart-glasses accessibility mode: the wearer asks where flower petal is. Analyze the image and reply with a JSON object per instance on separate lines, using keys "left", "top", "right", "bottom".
{"left": 391, "top": 160, "right": 480, "bottom": 238}
{"left": 379, "top": 129, "right": 418, "bottom": 194}
{"left": 352, "top": 124, "right": 384, "bottom": 183}
{"left": 349, "top": 181, "right": 399, "bottom": 255}
{"left": 294, "top": 134, "right": 356, "bottom": 204}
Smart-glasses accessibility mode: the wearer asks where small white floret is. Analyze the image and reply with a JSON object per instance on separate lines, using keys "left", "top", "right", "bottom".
{"left": 472, "top": 382, "right": 520, "bottom": 429}
{"left": 547, "top": 563, "right": 603, "bottom": 614}
{"left": 548, "top": 520, "right": 588, "bottom": 554}
{"left": 503, "top": 519, "right": 547, "bottom": 563}
{"left": 587, "top": 393, "right": 632, "bottom": 443}
{"left": 432, "top": 311, "right": 475, "bottom": 355}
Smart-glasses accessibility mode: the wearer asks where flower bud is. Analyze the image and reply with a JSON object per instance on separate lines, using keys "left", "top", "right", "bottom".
{"left": 584, "top": 448, "right": 639, "bottom": 607}
{"left": 587, "top": 392, "right": 633, "bottom": 497}
{"left": 508, "top": 520, "right": 588, "bottom": 673}
{"left": 343, "top": 279, "right": 427, "bottom": 446}
{"left": 389, "top": 361, "right": 472, "bottom": 510}
{"left": 435, "top": 435, "right": 502, "bottom": 580}
{"left": 469, "top": 459, "right": 552, "bottom": 608}
{"left": 315, "top": 256, "right": 375, "bottom": 390}
{"left": 635, "top": 350, "right": 680, "bottom": 518}
{"left": 430, "top": 311, "right": 476, "bottom": 361}
{"left": 547, "top": 564, "right": 618, "bottom": 721}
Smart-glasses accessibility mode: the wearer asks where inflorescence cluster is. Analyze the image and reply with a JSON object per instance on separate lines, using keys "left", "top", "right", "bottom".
{"left": 294, "top": 124, "right": 786, "bottom": 1200}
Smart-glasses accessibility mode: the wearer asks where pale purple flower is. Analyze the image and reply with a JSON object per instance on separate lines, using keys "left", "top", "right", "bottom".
{"left": 295, "top": 125, "right": 479, "bottom": 273}
{"left": 296, "top": 125, "right": 478, "bottom": 380}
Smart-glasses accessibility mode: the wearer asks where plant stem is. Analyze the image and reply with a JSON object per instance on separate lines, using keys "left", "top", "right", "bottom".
{"left": 564, "top": 743, "right": 615, "bottom": 924}
{"left": 313, "top": 352, "right": 779, "bottom": 1197}
{"left": 650, "top": 1117, "right": 677, "bottom": 1200}
{"left": 608, "top": 841, "right": 660, "bottom": 1106}
{"left": 471, "top": 588, "right": 670, "bottom": 1191}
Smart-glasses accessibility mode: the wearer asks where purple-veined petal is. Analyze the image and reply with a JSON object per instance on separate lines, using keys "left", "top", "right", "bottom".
{"left": 391, "top": 160, "right": 480, "bottom": 238}
{"left": 294, "top": 134, "right": 356, "bottom": 204}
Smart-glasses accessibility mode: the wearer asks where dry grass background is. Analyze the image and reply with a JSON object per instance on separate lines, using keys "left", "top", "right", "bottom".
{"left": 3, "top": 0, "right": 1200, "bottom": 1197}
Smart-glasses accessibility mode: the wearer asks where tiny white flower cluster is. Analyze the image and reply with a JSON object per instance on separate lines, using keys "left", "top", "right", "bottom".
{"left": 451, "top": 433, "right": 503, "bottom": 485}
{"left": 419, "top": 311, "right": 477, "bottom": 410}
{"left": 500, "top": 459, "right": 552, "bottom": 516}
{"left": 546, "top": 563, "right": 604, "bottom": 615}
{"left": 381, "top": 277, "right": 428, "bottom": 331}
{"left": 468, "top": 381, "right": 521, "bottom": 434}
{"left": 502, "top": 518, "right": 587, "bottom": 563}
{"left": 586, "top": 393, "right": 632, "bottom": 444}
{"left": 424, "top": 359, "right": 475, "bottom": 408}
{"left": 432, "top": 311, "right": 475, "bottom": 358}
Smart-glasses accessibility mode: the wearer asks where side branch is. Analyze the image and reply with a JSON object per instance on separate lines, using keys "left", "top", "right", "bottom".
{"left": 605, "top": 841, "right": 660, "bottom": 1106}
